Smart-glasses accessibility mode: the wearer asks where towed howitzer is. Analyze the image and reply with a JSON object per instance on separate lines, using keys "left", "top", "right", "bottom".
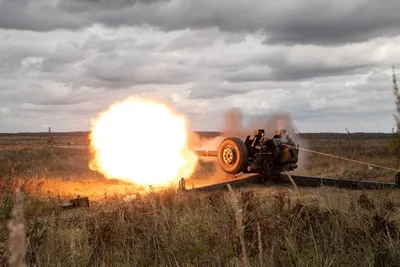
{"left": 195, "top": 129, "right": 299, "bottom": 176}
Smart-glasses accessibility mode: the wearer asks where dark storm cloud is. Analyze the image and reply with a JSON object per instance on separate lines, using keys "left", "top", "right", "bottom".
{"left": 222, "top": 64, "right": 372, "bottom": 83}
{"left": 59, "top": 0, "right": 168, "bottom": 12}
{"left": 268, "top": 64, "right": 372, "bottom": 81}
{"left": 87, "top": 0, "right": 400, "bottom": 45}
{"left": 187, "top": 82, "right": 251, "bottom": 99}
{"left": 187, "top": 80, "right": 301, "bottom": 100}
{"left": 261, "top": 1, "right": 400, "bottom": 45}
{"left": 1, "top": 0, "right": 400, "bottom": 45}
{"left": 0, "top": 0, "right": 87, "bottom": 31}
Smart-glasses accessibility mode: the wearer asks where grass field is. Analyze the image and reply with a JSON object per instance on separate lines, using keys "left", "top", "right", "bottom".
{"left": 1, "top": 132, "right": 400, "bottom": 266}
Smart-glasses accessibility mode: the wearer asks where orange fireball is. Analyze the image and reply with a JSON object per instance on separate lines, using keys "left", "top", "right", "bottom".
{"left": 89, "top": 96, "right": 198, "bottom": 187}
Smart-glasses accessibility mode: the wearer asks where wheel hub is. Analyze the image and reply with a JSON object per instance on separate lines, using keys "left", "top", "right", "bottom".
{"left": 223, "top": 147, "right": 235, "bottom": 164}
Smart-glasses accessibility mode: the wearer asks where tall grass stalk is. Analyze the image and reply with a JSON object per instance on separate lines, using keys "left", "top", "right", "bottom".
{"left": 227, "top": 184, "right": 249, "bottom": 267}
{"left": 7, "top": 188, "right": 27, "bottom": 267}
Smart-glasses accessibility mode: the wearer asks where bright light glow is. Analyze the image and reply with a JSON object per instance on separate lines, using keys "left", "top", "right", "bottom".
{"left": 89, "top": 96, "right": 198, "bottom": 187}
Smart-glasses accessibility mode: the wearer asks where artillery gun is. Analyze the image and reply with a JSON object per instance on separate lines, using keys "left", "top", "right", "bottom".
{"left": 195, "top": 129, "right": 299, "bottom": 176}
{"left": 180, "top": 129, "right": 400, "bottom": 192}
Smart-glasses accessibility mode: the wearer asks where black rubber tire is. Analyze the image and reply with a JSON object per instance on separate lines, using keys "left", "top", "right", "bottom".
{"left": 217, "top": 137, "right": 248, "bottom": 174}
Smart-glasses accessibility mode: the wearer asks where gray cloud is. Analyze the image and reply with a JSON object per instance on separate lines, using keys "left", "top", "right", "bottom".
{"left": 187, "top": 80, "right": 302, "bottom": 100}
{"left": 59, "top": 0, "right": 167, "bottom": 12}
{"left": 0, "top": 44, "right": 46, "bottom": 73}
{"left": 1, "top": 0, "right": 400, "bottom": 45}
{"left": 0, "top": 0, "right": 86, "bottom": 31}
{"left": 187, "top": 82, "right": 255, "bottom": 99}
{"left": 0, "top": 4, "right": 399, "bottom": 133}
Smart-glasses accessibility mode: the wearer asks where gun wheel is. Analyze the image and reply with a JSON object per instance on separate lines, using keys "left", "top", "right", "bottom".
{"left": 217, "top": 137, "right": 248, "bottom": 174}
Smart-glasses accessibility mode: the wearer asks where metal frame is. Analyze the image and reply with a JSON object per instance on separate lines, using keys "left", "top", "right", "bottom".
{"left": 178, "top": 173, "right": 400, "bottom": 192}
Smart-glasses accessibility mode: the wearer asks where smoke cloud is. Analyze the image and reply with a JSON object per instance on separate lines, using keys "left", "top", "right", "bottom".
{"left": 246, "top": 112, "right": 309, "bottom": 170}
{"left": 221, "top": 107, "right": 246, "bottom": 137}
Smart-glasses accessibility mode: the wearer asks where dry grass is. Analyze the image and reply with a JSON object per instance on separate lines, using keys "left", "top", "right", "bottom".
{"left": 7, "top": 188, "right": 26, "bottom": 267}
{"left": 293, "top": 138, "right": 400, "bottom": 181}
{"left": 0, "top": 133, "right": 400, "bottom": 266}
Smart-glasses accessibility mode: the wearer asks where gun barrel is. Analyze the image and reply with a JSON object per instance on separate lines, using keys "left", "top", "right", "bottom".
{"left": 194, "top": 150, "right": 218, "bottom": 157}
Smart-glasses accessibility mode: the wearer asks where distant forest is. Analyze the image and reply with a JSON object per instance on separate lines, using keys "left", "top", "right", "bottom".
{"left": 0, "top": 131, "right": 395, "bottom": 140}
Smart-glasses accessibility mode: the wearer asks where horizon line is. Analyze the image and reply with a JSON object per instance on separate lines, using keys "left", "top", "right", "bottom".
{"left": 0, "top": 130, "right": 395, "bottom": 135}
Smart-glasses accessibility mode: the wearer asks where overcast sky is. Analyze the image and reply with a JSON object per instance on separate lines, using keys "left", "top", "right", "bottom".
{"left": 1, "top": 0, "right": 400, "bottom": 133}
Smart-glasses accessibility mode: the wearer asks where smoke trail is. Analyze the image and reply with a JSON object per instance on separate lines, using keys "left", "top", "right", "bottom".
{"left": 247, "top": 112, "right": 310, "bottom": 170}
{"left": 221, "top": 107, "right": 246, "bottom": 137}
